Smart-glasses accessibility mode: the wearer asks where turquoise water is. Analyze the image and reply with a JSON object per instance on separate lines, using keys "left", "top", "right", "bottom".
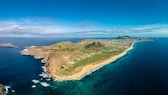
{"left": 1, "top": 38, "right": 168, "bottom": 95}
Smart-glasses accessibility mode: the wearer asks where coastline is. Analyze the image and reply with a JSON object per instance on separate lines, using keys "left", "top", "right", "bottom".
{"left": 52, "top": 42, "right": 136, "bottom": 81}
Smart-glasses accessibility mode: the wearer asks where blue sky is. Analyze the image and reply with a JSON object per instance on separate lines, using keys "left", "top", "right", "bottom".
{"left": 0, "top": 0, "right": 168, "bottom": 37}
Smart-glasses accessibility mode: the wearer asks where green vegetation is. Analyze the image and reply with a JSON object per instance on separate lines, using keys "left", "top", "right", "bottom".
{"left": 52, "top": 39, "right": 135, "bottom": 75}
{"left": 23, "top": 36, "right": 140, "bottom": 77}
{"left": 54, "top": 40, "right": 130, "bottom": 75}
{"left": 59, "top": 50, "right": 123, "bottom": 75}
{"left": 85, "top": 41, "right": 105, "bottom": 50}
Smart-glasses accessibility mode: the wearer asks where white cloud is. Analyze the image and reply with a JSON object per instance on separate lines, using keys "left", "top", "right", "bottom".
{"left": 0, "top": 18, "right": 168, "bottom": 37}
{"left": 0, "top": 18, "right": 70, "bottom": 36}
{"left": 0, "top": 25, "right": 67, "bottom": 36}
{"left": 0, "top": 20, "right": 18, "bottom": 27}
{"left": 129, "top": 24, "right": 168, "bottom": 30}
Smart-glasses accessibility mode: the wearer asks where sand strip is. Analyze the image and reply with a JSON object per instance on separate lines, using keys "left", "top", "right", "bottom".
{"left": 53, "top": 42, "right": 135, "bottom": 81}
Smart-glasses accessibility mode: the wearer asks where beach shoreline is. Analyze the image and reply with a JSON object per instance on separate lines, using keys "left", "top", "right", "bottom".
{"left": 51, "top": 42, "right": 136, "bottom": 81}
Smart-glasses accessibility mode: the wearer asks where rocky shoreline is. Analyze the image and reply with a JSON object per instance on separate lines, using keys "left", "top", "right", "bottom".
{"left": 0, "top": 84, "right": 5, "bottom": 95}
{"left": 21, "top": 46, "right": 52, "bottom": 78}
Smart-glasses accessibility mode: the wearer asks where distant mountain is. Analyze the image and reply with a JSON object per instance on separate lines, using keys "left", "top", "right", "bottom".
{"left": 115, "top": 36, "right": 136, "bottom": 39}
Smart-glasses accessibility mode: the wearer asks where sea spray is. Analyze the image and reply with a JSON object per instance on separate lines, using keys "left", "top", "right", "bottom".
{"left": 32, "top": 79, "right": 40, "bottom": 84}
{"left": 31, "top": 85, "right": 36, "bottom": 88}
{"left": 39, "top": 72, "right": 48, "bottom": 78}
{"left": 40, "top": 82, "right": 50, "bottom": 87}
{"left": 41, "top": 66, "right": 47, "bottom": 72}
{"left": 4, "top": 85, "right": 11, "bottom": 94}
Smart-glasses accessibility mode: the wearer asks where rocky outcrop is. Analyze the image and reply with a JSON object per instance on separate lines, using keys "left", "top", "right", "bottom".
{"left": 21, "top": 45, "right": 86, "bottom": 78}
{"left": 0, "top": 84, "right": 5, "bottom": 95}
{"left": 0, "top": 43, "right": 18, "bottom": 48}
{"left": 85, "top": 41, "right": 104, "bottom": 50}
{"left": 21, "top": 46, "right": 46, "bottom": 59}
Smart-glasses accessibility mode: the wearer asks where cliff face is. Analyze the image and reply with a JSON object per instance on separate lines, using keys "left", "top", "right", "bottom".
{"left": 0, "top": 84, "right": 5, "bottom": 95}
{"left": 21, "top": 46, "right": 47, "bottom": 59}
{"left": 21, "top": 45, "right": 87, "bottom": 77}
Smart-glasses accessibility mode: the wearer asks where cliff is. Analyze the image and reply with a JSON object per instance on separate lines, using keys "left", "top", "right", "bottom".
{"left": 0, "top": 84, "right": 5, "bottom": 95}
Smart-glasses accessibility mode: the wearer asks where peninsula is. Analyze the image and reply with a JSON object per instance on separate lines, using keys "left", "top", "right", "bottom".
{"left": 0, "top": 43, "right": 18, "bottom": 48}
{"left": 21, "top": 36, "right": 142, "bottom": 81}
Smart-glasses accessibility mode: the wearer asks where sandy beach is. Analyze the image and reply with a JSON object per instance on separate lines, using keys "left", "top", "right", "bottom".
{"left": 52, "top": 42, "right": 135, "bottom": 81}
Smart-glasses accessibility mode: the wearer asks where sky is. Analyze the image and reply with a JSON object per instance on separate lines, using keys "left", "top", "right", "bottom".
{"left": 0, "top": 0, "right": 168, "bottom": 37}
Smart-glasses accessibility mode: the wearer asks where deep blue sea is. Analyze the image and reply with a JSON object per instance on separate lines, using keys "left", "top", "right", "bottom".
{"left": 0, "top": 37, "right": 168, "bottom": 95}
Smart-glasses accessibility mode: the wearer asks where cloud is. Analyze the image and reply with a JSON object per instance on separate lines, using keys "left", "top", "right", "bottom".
{"left": 129, "top": 24, "right": 168, "bottom": 30}
{"left": 0, "top": 18, "right": 168, "bottom": 37}
{"left": 0, "top": 18, "right": 70, "bottom": 36}
{"left": 129, "top": 24, "right": 168, "bottom": 34}
{"left": 0, "top": 25, "right": 67, "bottom": 36}
{"left": 0, "top": 20, "right": 18, "bottom": 27}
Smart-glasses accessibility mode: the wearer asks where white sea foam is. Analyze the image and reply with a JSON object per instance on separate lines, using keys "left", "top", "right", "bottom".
{"left": 41, "top": 66, "right": 47, "bottom": 72}
{"left": 32, "top": 79, "right": 40, "bottom": 84}
{"left": 50, "top": 85, "right": 57, "bottom": 89}
{"left": 11, "top": 90, "right": 15, "bottom": 93}
{"left": 46, "top": 78, "right": 51, "bottom": 81}
{"left": 41, "top": 60, "right": 45, "bottom": 63}
{"left": 40, "top": 82, "right": 50, "bottom": 87}
{"left": 39, "top": 72, "right": 48, "bottom": 78}
{"left": 32, "top": 85, "right": 36, "bottom": 88}
{"left": 4, "top": 85, "right": 11, "bottom": 94}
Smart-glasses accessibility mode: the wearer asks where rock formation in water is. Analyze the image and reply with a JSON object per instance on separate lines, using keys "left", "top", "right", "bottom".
{"left": 0, "top": 43, "right": 18, "bottom": 48}
{"left": 0, "top": 84, "right": 5, "bottom": 95}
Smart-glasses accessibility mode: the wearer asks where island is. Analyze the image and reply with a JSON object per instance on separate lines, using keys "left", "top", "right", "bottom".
{"left": 0, "top": 43, "right": 18, "bottom": 48}
{"left": 0, "top": 84, "right": 5, "bottom": 95}
{"left": 21, "top": 36, "right": 143, "bottom": 81}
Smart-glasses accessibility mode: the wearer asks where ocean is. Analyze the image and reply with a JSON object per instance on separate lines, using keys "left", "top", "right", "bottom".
{"left": 0, "top": 37, "right": 168, "bottom": 95}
